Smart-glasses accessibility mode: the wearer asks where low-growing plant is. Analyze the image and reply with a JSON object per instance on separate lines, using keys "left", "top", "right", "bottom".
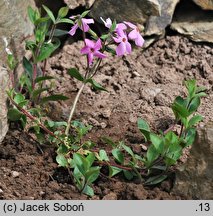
{"left": 6, "top": 5, "right": 206, "bottom": 196}
{"left": 137, "top": 79, "right": 206, "bottom": 184}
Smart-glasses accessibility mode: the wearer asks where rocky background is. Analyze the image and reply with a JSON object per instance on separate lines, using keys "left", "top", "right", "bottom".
{"left": 0, "top": 0, "right": 212, "bottom": 199}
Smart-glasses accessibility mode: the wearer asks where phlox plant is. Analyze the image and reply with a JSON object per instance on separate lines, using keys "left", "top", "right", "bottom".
{"left": 6, "top": 6, "right": 206, "bottom": 197}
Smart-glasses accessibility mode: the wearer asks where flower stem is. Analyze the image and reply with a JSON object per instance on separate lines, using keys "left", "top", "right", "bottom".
{"left": 65, "top": 82, "right": 86, "bottom": 136}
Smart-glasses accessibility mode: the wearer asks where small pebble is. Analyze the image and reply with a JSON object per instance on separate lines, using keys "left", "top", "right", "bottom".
{"left": 11, "top": 171, "right": 20, "bottom": 178}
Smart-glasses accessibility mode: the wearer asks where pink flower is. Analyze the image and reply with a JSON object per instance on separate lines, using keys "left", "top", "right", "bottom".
{"left": 124, "top": 21, "right": 144, "bottom": 47}
{"left": 100, "top": 17, "right": 112, "bottom": 28}
{"left": 81, "top": 39, "right": 107, "bottom": 65}
{"left": 113, "top": 28, "right": 132, "bottom": 56}
{"left": 69, "top": 18, "right": 94, "bottom": 36}
{"left": 116, "top": 23, "right": 127, "bottom": 32}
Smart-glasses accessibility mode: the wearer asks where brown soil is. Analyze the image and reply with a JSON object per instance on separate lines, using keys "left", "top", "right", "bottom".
{"left": 1, "top": 35, "right": 212, "bottom": 199}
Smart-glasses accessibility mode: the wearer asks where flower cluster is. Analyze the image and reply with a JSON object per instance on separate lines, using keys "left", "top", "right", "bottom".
{"left": 68, "top": 16, "right": 144, "bottom": 64}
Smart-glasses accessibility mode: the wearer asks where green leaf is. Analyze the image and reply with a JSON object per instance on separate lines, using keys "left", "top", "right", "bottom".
{"left": 36, "top": 39, "right": 60, "bottom": 62}
{"left": 42, "top": 5, "right": 56, "bottom": 23}
{"left": 188, "top": 97, "right": 200, "bottom": 114}
{"left": 172, "top": 96, "right": 189, "bottom": 119}
{"left": 85, "top": 166, "right": 100, "bottom": 184}
{"left": 14, "top": 94, "right": 25, "bottom": 104}
{"left": 85, "top": 79, "right": 107, "bottom": 91}
{"left": 109, "top": 166, "right": 122, "bottom": 178}
{"left": 81, "top": 10, "right": 90, "bottom": 18}
{"left": 165, "top": 143, "right": 182, "bottom": 166}
{"left": 20, "top": 115, "right": 27, "bottom": 129}
{"left": 57, "top": 6, "right": 69, "bottom": 18}
{"left": 101, "top": 137, "right": 117, "bottom": 147}
{"left": 32, "top": 88, "right": 49, "bottom": 99}
{"left": 188, "top": 115, "right": 203, "bottom": 127}
{"left": 25, "top": 40, "right": 37, "bottom": 52}
{"left": 49, "top": 29, "right": 68, "bottom": 37}
{"left": 137, "top": 118, "right": 150, "bottom": 141}
{"left": 184, "top": 128, "right": 196, "bottom": 147}
{"left": 56, "top": 18, "right": 74, "bottom": 24}
{"left": 123, "top": 170, "right": 134, "bottom": 180}
{"left": 7, "top": 108, "right": 23, "bottom": 121}
{"left": 7, "top": 54, "right": 17, "bottom": 70}
{"left": 35, "top": 28, "right": 46, "bottom": 43}
{"left": 165, "top": 131, "right": 179, "bottom": 144}
{"left": 86, "top": 152, "right": 96, "bottom": 167}
{"left": 150, "top": 133, "right": 163, "bottom": 153}
{"left": 105, "top": 46, "right": 116, "bottom": 55}
{"left": 40, "top": 94, "right": 69, "bottom": 104}
{"left": 100, "top": 34, "right": 109, "bottom": 40}
{"left": 145, "top": 175, "right": 167, "bottom": 185}
{"left": 112, "top": 149, "right": 124, "bottom": 164}
{"left": 146, "top": 145, "right": 159, "bottom": 166}
{"left": 82, "top": 185, "right": 94, "bottom": 197}
{"left": 23, "top": 57, "right": 33, "bottom": 79}
{"left": 180, "top": 117, "right": 188, "bottom": 128}
{"left": 27, "top": 6, "right": 37, "bottom": 24}
{"left": 121, "top": 143, "right": 134, "bottom": 157}
{"left": 47, "top": 120, "right": 67, "bottom": 129}
{"left": 99, "top": 150, "right": 109, "bottom": 161}
{"left": 17, "top": 100, "right": 28, "bottom": 108}
{"left": 35, "top": 76, "right": 54, "bottom": 83}
{"left": 67, "top": 68, "right": 84, "bottom": 82}
{"left": 34, "top": 17, "right": 50, "bottom": 25}
{"left": 184, "top": 79, "right": 196, "bottom": 98}
{"left": 56, "top": 154, "right": 68, "bottom": 167}
{"left": 29, "top": 108, "right": 42, "bottom": 117}
{"left": 110, "top": 20, "right": 117, "bottom": 32}
{"left": 195, "top": 92, "right": 207, "bottom": 98}
{"left": 73, "top": 153, "right": 89, "bottom": 175}
{"left": 88, "top": 29, "right": 98, "bottom": 39}
{"left": 196, "top": 86, "right": 206, "bottom": 94}
{"left": 57, "top": 144, "right": 69, "bottom": 154}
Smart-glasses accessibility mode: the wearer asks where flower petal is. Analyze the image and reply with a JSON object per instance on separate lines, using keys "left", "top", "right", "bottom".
{"left": 68, "top": 24, "right": 78, "bottom": 36}
{"left": 116, "top": 25, "right": 127, "bottom": 37}
{"left": 88, "top": 52, "right": 94, "bottom": 65}
{"left": 123, "top": 21, "right": 136, "bottom": 29}
{"left": 82, "top": 18, "right": 94, "bottom": 24}
{"left": 81, "top": 22, "right": 89, "bottom": 32}
{"left": 113, "top": 36, "right": 122, "bottom": 44}
{"left": 94, "top": 50, "right": 107, "bottom": 59}
{"left": 116, "top": 42, "right": 126, "bottom": 56}
{"left": 135, "top": 34, "right": 145, "bottom": 47}
{"left": 128, "top": 30, "right": 138, "bottom": 40}
{"left": 81, "top": 46, "right": 90, "bottom": 54}
{"left": 105, "top": 18, "right": 112, "bottom": 28}
{"left": 125, "top": 41, "right": 132, "bottom": 54}
{"left": 100, "top": 17, "right": 112, "bottom": 28}
{"left": 85, "top": 39, "right": 94, "bottom": 48}
{"left": 94, "top": 38, "right": 102, "bottom": 50}
{"left": 116, "top": 23, "right": 127, "bottom": 31}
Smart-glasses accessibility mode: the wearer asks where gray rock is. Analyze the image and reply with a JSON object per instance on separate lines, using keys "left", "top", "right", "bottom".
{"left": 0, "top": 0, "right": 35, "bottom": 143}
{"left": 145, "top": 0, "right": 180, "bottom": 36}
{"left": 193, "top": 0, "right": 213, "bottom": 10}
{"left": 0, "top": 67, "right": 9, "bottom": 143}
{"left": 171, "top": 0, "right": 213, "bottom": 43}
{"left": 64, "top": 0, "right": 95, "bottom": 9}
{"left": 90, "top": 0, "right": 161, "bottom": 24}
{"left": 0, "top": 0, "right": 35, "bottom": 64}
{"left": 173, "top": 122, "right": 213, "bottom": 199}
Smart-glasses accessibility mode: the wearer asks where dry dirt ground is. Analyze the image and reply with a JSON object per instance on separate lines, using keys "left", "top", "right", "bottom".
{"left": 0, "top": 35, "right": 212, "bottom": 199}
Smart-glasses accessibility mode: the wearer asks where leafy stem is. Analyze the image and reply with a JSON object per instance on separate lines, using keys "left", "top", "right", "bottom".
{"left": 8, "top": 94, "right": 64, "bottom": 144}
